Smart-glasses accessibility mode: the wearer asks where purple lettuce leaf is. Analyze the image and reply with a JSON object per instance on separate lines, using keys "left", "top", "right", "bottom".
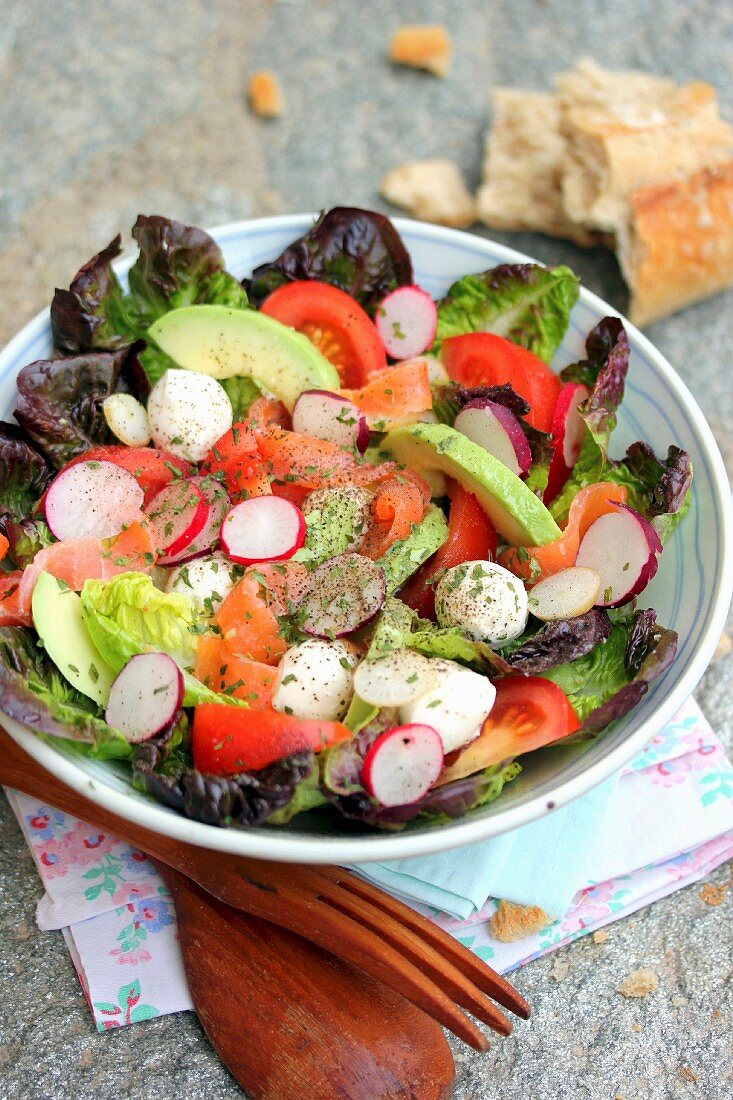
{"left": 560, "top": 316, "right": 629, "bottom": 450}
{"left": 244, "top": 207, "right": 413, "bottom": 314}
{"left": 0, "top": 423, "right": 54, "bottom": 523}
{"left": 504, "top": 610, "right": 613, "bottom": 674}
{"left": 51, "top": 235, "right": 136, "bottom": 353}
{"left": 14, "top": 341, "right": 149, "bottom": 468}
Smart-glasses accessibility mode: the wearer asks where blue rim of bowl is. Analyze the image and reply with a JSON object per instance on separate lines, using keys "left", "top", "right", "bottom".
{"left": 1, "top": 214, "right": 731, "bottom": 864}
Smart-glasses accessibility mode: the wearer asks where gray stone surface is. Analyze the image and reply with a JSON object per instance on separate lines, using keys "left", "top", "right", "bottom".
{"left": 0, "top": 1, "right": 731, "bottom": 1097}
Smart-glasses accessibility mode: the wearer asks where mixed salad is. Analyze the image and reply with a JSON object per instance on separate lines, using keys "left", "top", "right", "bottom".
{"left": 0, "top": 208, "right": 691, "bottom": 830}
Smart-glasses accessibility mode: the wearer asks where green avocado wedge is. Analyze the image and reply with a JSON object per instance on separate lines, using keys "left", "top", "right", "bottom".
{"left": 380, "top": 423, "right": 561, "bottom": 547}
{"left": 148, "top": 304, "right": 340, "bottom": 410}
{"left": 32, "top": 572, "right": 116, "bottom": 706}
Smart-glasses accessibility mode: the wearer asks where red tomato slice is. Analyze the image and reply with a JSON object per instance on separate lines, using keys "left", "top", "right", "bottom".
{"left": 441, "top": 333, "right": 561, "bottom": 432}
{"left": 64, "top": 446, "right": 192, "bottom": 507}
{"left": 192, "top": 704, "right": 351, "bottom": 774}
{"left": 439, "top": 675, "right": 579, "bottom": 783}
{"left": 260, "top": 281, "right": 387, "bottom": 388}
{"left": 400, "top": 481, "right": 498, "bottom": 619}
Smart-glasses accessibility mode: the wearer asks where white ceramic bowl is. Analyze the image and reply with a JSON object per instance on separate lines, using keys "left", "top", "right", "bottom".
{"left": 1, "top": 215, "right": 731, "bottom": 863}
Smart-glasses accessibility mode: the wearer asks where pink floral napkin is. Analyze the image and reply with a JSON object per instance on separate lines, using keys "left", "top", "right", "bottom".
{"left": 5, "top": 696, "right": 732, "bottom": 1031}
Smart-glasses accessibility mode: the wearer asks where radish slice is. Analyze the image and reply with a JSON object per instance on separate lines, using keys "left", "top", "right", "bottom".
{"left": 105, "top": 652, "right": 183, "bottom": 743}
{"left": 44, "top": 460, "right": 144, "bottom": 541}
{"left": 146, "top": 479, "right": 209, "bottom": 557}
{"left": 102, "top": 393, "right": 152, "bottom": 447}
{"left": 362, "top": 723, "right": 444, "bottom": 806}
{"left": 544, "top": 382, "right": 590, "bottom": 502}
{"left": 292, "top": 390, "right": 369, "bottom": 453}
{"left": 576, "top": 504, "right": 662, "bottom": 607}
{"left": 454, "top": 400, "right": 532, "bottom": 477}
{"left": 302, "top": 553, "right": 386, "bottom": 638}
{"left": 353, "top": 649, "right": 438, "bottom": 707}
{"left": 220, "top": 496, "right": 306, "bottom": 565}
{"left": 375, "top": 286, "right": 438, "bottom": 360}
{"left": 158, "top": 475, "right": 231, "bottom": 566}
{"left": 527, "top": 566, "right": 602, "bottom": 621}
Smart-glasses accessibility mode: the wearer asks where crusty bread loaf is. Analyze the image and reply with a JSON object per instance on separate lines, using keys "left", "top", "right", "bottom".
{"left": 476, "top": 89, "right": 600, "bottom": 246}
{"left": 559, "top": 60, "right": 733, "bottom": 231}
{"left": 620, "top": 162, "right": 733, "bottom": 325}
{"left": 477, "top": 60, "right": 733, "bottom": 325}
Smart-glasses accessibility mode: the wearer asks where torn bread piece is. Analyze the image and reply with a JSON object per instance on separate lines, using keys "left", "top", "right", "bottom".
{"left": 620, "top": 161, "right": 733, "bottom": 325}
{"left": 558, "top": 60, "right": 733, "bottom": 232}
{"left": 381, "top": 158, "right": 476, "bottom": 228}
{"left": 389, "top": 25, "right": 452, "bottom": 78}
{"left": 476, "top": 88, "right": 601, "bottom": 246}
{"left": 248, "top": 70, "right": 285, "bottom": 118}
{"left": 489, "top": 899, "right": 551, "bottom": 942}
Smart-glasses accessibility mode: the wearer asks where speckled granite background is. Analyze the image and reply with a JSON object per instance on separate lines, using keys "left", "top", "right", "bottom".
{"left": 0, "top": 2, "right": 731, "bottom": 1098}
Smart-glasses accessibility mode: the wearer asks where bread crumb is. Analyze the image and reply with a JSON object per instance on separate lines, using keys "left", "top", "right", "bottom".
{"left": 699, "top": 881, "right": 727, "bottom": 906}
{"left": 671, "top": 994, "right": 688, "bottom": 1007}
{"left": 617, "top": 967, "right": 658, "bottom": 998}
{"left": 389, "top": 25, "right": 452, "bottom": 78}
{"left": 593, "top": 929, "right": 609, "bottom": 944}
{"left": 678, "top": 1067, "right": 698, "bottom": 1083}
{"left": 488, "top": 899, "right": 551, "bottom": 942}
{"left": 630, "top": 1023, "right": 642, "bottom": 1032}
{"left": 248, "top": 70, "right": 284, "bottom": 118}
{"left": 380, "top": 159, "right": 476, "bottom": 228}
{"left": 550, "top": 955, "right": 570, "bottom": 982}
{"left": 713, "top": 628, "right": 732, "bottom": 660}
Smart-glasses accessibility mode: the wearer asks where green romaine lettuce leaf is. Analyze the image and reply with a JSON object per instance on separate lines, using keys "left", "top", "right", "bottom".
{"left": 434, "top": 263, "right": 579, "bottom": 361}
{"left": 0, "top": 626, "right": 132, "bottom": 758}
{"left": 220, "top": 376, "right": 263, "bottom": 420}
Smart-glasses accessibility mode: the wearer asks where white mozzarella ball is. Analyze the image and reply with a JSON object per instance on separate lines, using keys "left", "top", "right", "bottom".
{"left": 166, "top": 552, "right": 240, "bottom": 616}
{"left": 399, "top": 658, "right": 496, "bottom": 753}
{"left": 273, "top": 639, "right": 358, "bottom": 721}
{"left": 147, "top": 369, "right": 233, "bottom": 462}
{"left": 435, "top": 560, "right": 529, "bottom": 648}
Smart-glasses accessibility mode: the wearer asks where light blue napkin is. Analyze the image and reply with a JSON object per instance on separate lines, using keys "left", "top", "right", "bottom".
{"left": 351, "top": 774, "right": 619, "bottom": 919}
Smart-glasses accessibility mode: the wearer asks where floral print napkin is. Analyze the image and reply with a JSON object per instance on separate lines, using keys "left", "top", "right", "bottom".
{"left": 5, "top": 696, "right": 732, "bottom": 1032}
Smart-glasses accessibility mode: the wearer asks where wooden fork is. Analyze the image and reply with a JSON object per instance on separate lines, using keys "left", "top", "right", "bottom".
{"left": 0, "top": 726, "right": 529, "bottom": 1052}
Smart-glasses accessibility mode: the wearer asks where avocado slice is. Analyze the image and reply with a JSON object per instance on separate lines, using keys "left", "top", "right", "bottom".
{"left": 149, "top": 304, "right": 340, "bottom": 410}
{"left": 32, "top": 572, "right": 116, "bottom": 705}
{"left": 380, "top": 423, "right": 561, "bottom": 547}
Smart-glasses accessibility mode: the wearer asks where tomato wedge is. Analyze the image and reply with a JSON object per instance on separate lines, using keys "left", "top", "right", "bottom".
{"left": 0, "top": 534, "right": 8, "bottom": 561}
{"left": 400, "top": 481, "right": 498, "bottom": 619}
{"left": 63, "top": 446, "right": 192, "bottom": 507}
{"left": 260, "top": 281, "right": 387, "bottom": 387}
{"left": 441, "top": 333, "right": 561, "bottom": 432}
{"left": 192, "top": 704, "right": 351, "bottom": 774}
{"left": 438, "top": 676, "right": 579, "bottom": 783}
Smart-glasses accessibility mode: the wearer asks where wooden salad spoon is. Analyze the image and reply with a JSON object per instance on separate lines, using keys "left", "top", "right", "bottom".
{"left": 0, "top": 726, "right": 529, "bottom": 1051}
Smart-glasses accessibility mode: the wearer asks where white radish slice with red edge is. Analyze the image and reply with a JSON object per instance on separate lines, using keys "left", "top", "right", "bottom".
{"left": 362, "top": 723, "right": 444, "bottom": 807}
{"left": 44, "top": 460, "right": 144, "bottom": 541}
{"left": 302, "top": 552, "right": 386, "bottom": 638}
{"left": 575, "top": 504, "right": 662, "bottom": 607}
{"left": 292, "top": 390, "right": 369, "bottom": 452}
{"left": 527, "top": 566, "right": 602, "bottom": 621}
{"left": 220, "top": 496, "right": 306, "bottom": 565}
{"left": 375, "top": 286, "right": 438, "bottom": 360}
{"left": 146, "top": 479, "right": 209, "bottom": 557}
{"left": 353, "top": 649, "right": 438, "bottom": 707}
{"left": 105, "top": 652, "right": 183, "bottom": 743}
{"left": 454, "top": 399, "right": 532, "bottom": 478}
{"left": 102, "top": 393, "right": 152, "bottom": 447}
{"left": 544, "top": 382, "right": 590, "bottom": 503}
{"left": 158, "top": 475, "right": 231, "bottom": 566}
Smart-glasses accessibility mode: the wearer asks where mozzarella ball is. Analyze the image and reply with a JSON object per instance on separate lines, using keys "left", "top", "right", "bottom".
{"left": 147, "top": 369, "right": 233, "bottom": 462}
{"left": 166, "top": 552, "right": 240, "bottom": 616}
{"left": 273, "top": 639, "right": 358, "bottom": 721}
{"left": 435, "top": 560, "right": 529, "bottom": 648}
{"left": 399, "top": 658, "right": 496, "bottom": 753}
